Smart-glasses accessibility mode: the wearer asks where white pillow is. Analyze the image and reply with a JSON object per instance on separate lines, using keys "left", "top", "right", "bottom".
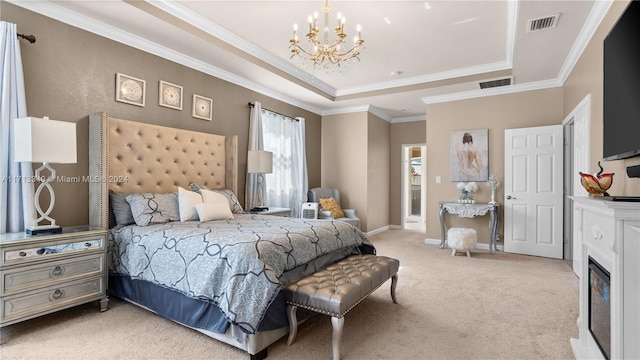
{"left": 178, "top": 186, "right": 203, "bottom": 222}
{"left": 198, "top": 189, "right": 234, "bottom": 221}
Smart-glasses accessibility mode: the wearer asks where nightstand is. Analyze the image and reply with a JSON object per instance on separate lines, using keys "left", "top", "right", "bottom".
{"left": 0, "top": 226, "right": 109, "bottom": 327}
{"left": 251, "top": 207, "right": 292, "bottom": 217}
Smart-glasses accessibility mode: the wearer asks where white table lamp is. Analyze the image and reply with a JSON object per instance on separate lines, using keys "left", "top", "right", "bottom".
{"left": 247, "top": 150, "right": 272, "bottom": 211}
{"left": 13, "top": 116, "right": 77, "bottom": 235}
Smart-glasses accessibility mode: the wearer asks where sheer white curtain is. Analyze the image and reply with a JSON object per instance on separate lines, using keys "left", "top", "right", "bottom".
{"left": 1, "top": 22, "right": 35, "bottom": 233}
{"left": 262, "top": 110, "right": 307, "bottom": 217}
{"left": 245, "top": 102, "right": 265, "bottom": 210}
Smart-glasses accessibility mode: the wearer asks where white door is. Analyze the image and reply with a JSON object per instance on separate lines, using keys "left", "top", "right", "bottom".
{"left": 504, "top": 125, "right": 564, "bottom": 258}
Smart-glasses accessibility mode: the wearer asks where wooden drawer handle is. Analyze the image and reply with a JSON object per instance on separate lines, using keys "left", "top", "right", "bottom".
{"left": 51, "top": 289, "right": 64, "bottom": 300}
{"left": 51, "top": 266, "right": 63, "bottom": 277}
{"left": 18, "top": 251, "right": 27, "bottom": 257}
{"left": 84, "top": 242, "right": 92, "bottom": 248}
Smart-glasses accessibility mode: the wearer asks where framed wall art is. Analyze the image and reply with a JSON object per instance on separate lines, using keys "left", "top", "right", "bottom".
{"left": 159, "top": 80, "right": 183, "bottom": 110}
{"left": 450, "top": 128, "right": 489, "bottom": 181}
{"left": 192, "top": 94, "right": 213, "bottom": 121}
{"left": 115, "top": 73, "right": 145, "bottom": 107}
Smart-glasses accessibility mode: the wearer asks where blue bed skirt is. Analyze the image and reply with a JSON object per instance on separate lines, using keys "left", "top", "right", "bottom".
{"left": 109, "top": 275, "right": 290, "bottom": 334}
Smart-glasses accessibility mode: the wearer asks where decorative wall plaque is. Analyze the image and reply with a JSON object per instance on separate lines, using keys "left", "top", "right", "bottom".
{"left": 192, "top": 94, "right": 213, "bottom": 121}
{"left": 159, "top": 80, "right": 183, "bottom": 110}
{"left": 115, "top": 73, "right": 145, "bottom": 107}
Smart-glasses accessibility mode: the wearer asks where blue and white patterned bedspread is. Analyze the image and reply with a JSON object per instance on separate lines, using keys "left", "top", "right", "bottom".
{"left": 109, "top": 214, "right": 374, "bottom": 333}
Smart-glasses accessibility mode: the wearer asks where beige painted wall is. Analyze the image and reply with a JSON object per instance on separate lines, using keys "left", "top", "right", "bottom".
{"left": 389, "top": 121, "right": 427, "bottom": 226}
{"left": 2, "top": 3, "right": 322, "bottom": 227}
{"left": 425, "top": 88, "right": 564, "bottom": 244}
{"left": 321, "top": 112, "right": 368, "bottom": 228}
{"left": 321, "top": 111, "right": 391, "bottom": 232}
{"left": 563, "top": 0, "right": 640, "bottom": 196}
{"left": 366, "top": 113, "right": 390, "bottom": 232}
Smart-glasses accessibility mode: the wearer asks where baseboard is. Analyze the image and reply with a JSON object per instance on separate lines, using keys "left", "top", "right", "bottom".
{"left": 424, "top": 238, "right": 504, "bottom": 251}
{"left": 364, "top": 225, "right": 427, "bottom": 236}
{"left": 366, "top": 225, "right": 390, "bottom": 237}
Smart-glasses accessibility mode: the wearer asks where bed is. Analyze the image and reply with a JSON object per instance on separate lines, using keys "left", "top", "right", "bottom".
{"left": 87, "top": 112, "right": 374, "bottom": 359}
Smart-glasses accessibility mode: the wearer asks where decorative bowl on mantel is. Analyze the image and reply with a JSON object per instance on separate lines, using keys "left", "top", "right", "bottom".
{"left": 579, "top": 162, "right": 614, "bottom": 196}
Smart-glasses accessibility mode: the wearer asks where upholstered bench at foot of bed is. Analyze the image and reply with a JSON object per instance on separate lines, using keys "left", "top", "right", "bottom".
{"left": 284, "top": 254, "right": 400, "bottom": 360}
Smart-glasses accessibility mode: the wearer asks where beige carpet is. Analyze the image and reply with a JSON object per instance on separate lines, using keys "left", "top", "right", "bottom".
{"left": 0, "top": 230, "right": 579, "bottom": 360}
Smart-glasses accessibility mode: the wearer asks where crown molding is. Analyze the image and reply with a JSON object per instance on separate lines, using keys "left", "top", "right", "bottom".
{"left": 7, "top": 0, "right": 323, "bottom": 116}
{"left": 320, "top": 105, "right": 394, "bottom": 123}
{"left": 391, "top": 115, "right": 426, "bottom": 124}
{"left": 321, "top": 105, "right": 370, "bottom": 117}
{"left": 421, "top": 78, "right": 562, "bottom": 105}
{"left": 335, "top": 61, "right": 512, "bottom": 97}
{"left": 146, "top": 0, "right": 336, "bottom": 96}
{"left": 420, "top": 0, "right": 612, "bottom": 107}
{"left": 556, "top": 0, "right": 613, "bottom": 84}
{"left": 9, "top": 0, "right": 611, "bottom": 121}
{"left": 367, "top": 106, "right": 393, "bottom": 123}
{"left": 506, "top": 0, "right": 518, "bottom": 67}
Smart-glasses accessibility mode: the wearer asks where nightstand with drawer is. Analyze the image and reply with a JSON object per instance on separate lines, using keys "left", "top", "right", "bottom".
{"left": 0, "top": 226, "right": 109, "bottom": 327}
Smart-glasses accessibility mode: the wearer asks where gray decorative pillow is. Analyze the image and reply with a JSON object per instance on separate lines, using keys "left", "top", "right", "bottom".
{"left": 190, "top": 183, "right": 244, "bottom": 214}
{"left": 109, "top": 190, "right": 135, "bottom": 226}
{"left": 125, "top": 192, "right": 179, "bottom": 226}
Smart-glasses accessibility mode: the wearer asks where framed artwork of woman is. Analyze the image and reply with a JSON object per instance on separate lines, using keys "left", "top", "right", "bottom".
{"left": 450, "top": 129, "right": 489, "bottom": 181}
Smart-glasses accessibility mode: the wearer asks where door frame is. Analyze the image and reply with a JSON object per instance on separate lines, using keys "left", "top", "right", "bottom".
{"left": 401, "top": 144, "right": 427, "bottom": 231}
{"left": 562, "top": 94, "right": 590, "bottom": 272}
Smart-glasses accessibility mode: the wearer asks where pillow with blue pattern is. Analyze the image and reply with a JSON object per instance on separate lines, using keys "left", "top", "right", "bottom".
{"left": 125, "top": 192, "right": 179, "bottom": 226}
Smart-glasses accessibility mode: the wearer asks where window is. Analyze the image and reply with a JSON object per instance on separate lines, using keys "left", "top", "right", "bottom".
{"left": 261, "top": 110, "right": 307, "bottom": 217}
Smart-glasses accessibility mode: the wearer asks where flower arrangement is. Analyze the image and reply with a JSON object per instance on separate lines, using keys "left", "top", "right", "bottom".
{"left": 457, "top": 181, "right": 478, "bottom": 203}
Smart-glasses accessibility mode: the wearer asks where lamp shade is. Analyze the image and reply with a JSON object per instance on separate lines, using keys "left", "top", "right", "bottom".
{"left": 13, "top": 116, "right": 77, "bottom": 163}
{"left": 247, "top": 150, "right": 273, "bottom": 174}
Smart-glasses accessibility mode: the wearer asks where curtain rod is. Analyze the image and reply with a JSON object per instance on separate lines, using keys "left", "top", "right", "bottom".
{"left": 17, "top": 33, "right": 36, "bottom": 44}
{"left": 247, "top": 102, "right": 299, "bottom": 122}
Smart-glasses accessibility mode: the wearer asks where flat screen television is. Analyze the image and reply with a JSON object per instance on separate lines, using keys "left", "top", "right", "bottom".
{"left": 603, "top": 0, "right": 640, "bottom": 161}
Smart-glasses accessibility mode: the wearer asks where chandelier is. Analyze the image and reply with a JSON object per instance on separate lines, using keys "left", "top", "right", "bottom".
{"left": 289, "top": 0, "right": 364, "bottom": 72}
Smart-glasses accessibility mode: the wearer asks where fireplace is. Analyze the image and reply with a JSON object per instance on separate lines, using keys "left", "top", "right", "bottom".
{"left": 588, "top": 256, "right": 611, "bottom": 360}
{"left": 571, "top": 197, "right": 639, "bottom": 360}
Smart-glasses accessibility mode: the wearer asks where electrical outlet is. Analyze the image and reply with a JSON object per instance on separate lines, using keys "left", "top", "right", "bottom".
{"left": 436, "top": 176, "right": 441, "bottom": 183}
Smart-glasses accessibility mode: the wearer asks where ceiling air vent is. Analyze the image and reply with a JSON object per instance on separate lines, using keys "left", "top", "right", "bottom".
{"left": 479, "top": 77, "right": 512, "bottom": 89}
{"left": 527, "top": 14, "right": 560, "bottom": 32}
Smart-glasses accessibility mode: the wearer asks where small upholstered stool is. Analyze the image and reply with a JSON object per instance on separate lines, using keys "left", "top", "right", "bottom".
{"left": 284, "top": 254, "right": 399, "bottom": 360}
{"left": 447, "top": 227, "right": 477, "bottom": 257}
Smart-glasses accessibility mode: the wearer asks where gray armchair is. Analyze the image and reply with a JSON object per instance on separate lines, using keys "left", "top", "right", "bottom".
{"left": 307, "top": 187, "right": 360, "bottom": 229}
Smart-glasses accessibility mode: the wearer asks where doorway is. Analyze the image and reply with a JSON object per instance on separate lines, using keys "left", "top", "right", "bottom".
{"left": 563, "top": 94, "right": 590, "bottom": 275}
{"left": 402, "top": 144, "right": 427, "bottom": 232}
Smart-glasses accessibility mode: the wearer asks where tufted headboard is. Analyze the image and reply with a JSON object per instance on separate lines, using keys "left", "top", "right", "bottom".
{"left": 88, "top": 112, "right": 237, "bottom": 229}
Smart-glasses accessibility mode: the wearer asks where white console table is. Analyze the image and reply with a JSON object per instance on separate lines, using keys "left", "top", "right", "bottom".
{"left": 570, "top": 197, "right": 640, "bottom": 360}
{"left": 438, "top": 202, "right": 500, "bottom": 253}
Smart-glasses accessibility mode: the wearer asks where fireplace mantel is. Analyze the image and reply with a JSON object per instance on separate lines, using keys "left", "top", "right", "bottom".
{"left": 570, "top": 196, "right": 640, "bottom": 360}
